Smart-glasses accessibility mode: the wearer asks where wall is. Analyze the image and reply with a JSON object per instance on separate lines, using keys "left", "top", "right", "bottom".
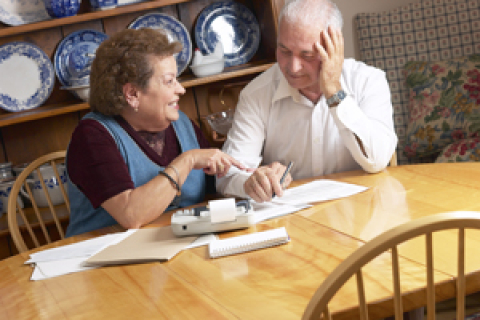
{"left": 335, "top": 0, "right": 415, "bottom": 58}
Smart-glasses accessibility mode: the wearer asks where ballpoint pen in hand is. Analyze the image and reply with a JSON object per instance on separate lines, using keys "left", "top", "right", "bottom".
{"left": 272, "top": 161, "right": 294, "bottom": 198}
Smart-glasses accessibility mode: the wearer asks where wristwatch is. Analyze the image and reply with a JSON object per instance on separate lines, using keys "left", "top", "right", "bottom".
{"left": 326, "top": 89, "right": 347, "bottom": 107}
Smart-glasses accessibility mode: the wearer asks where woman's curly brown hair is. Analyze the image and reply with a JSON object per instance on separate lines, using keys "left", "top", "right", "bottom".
{"left": 89, "top": 28, "right": 182, "bottom": 115}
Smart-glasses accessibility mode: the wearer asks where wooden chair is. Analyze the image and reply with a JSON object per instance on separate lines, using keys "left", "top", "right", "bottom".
{"left": 7, "top": 150, "right": 70, "bottom": 253}
{"left": 302, "top": 211, "right": 480, "bottom": 320}
{"left": 390, "top": 151, "right": 398, "bottom": 167}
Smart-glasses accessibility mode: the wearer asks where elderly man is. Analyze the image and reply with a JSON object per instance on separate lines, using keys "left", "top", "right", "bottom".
{"left": 217, "top": 0, "right": 397, "bottom": 202}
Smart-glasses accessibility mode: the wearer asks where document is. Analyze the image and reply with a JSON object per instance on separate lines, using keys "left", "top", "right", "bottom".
{"left": 26, "top": 230, "right": 136, "bottom": 264}
{"left": 84, "top": 227, "right": 197, "bottom": 266}
{"left": 26, "top": 229, "right": 217, "bottom": 281}
{"left": 272, "top": 179, "right": 368, "bottom": 206}
{"left": 251, "top": 201, "right": 310, "bottom": 224}
{"left": 31, "top": 257, "right": 97, "bottom": 281}
{"left": 27, "top": 231, "right": 136, "bottom": 281}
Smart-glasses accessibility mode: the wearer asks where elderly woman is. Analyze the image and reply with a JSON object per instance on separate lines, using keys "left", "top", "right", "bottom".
{"left": 65, "top": 28, "right": 243, "bottom": 237}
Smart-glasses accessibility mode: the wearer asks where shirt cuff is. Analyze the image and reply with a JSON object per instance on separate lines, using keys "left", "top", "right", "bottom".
{"left": 330, "top": 96, "right": 369, "bottom": 131}
{"left": 222, "top": 171, "right": 251, "bottom": 199}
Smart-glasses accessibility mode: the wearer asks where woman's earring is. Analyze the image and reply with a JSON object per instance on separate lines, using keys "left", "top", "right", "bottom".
{"left": 132, "top": 102, "right": 139, "bottom": 112}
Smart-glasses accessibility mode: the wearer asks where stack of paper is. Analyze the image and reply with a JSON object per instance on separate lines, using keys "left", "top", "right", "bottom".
{"left": 26, "top": 230, "right": 137, "bottom": 281}
{"left": 26, "top": 228, "right": 217, "bottom": 281}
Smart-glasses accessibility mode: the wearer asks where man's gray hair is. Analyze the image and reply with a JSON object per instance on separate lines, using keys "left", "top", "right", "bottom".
{"left": 279, "top": 0, "right": 343, "bottom": 31}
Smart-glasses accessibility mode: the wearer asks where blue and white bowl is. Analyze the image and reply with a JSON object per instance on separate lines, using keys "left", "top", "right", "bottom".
{"left": 0, "top": 177, "right": 24, "bottom": 215}
{"left": 20, "top": 164, "right": 68, "bottom": 207}
{"left": 61, "top": 84, "right": 90, "bottom": 102}
{"left": 43, "top": 0, "right": 81, "bottom": 18}
{"left": 89, "top": 0, "right": 117, "bottom": 11}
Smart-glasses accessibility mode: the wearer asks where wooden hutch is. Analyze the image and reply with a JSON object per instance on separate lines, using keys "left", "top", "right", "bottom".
{"left": 0, "top": 0, "right": 284, "bottom": 258}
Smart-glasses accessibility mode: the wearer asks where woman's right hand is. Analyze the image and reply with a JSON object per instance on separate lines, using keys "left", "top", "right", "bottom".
{"left": 186, "top": 149, "right": 246, "bottom": 178}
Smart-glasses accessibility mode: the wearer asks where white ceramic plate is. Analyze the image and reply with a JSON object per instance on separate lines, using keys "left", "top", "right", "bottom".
{"left": 128, "top": 12, "right": 192, "bottom": 76}
{"left": 118, "top": 0, "right": 147, "bottom": 6}
{"left": 195, "top": 1, "right": 260, "bottom": 67}
{"left": 54, "top": 29, "right": 108, "bottom": 87}
{"left": 0, "top": 41, "right": 55, "bottom": 112}
{"left": 0, "top": 0, "right": 50, "bottom": 26}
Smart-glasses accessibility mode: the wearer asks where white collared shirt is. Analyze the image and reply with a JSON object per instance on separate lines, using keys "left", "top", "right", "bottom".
{"left": 217, "top": 59, "right": 398, "bottom": 198}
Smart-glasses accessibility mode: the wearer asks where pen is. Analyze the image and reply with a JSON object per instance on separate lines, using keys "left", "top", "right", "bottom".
{"left": 273, "top": 161, "right": 294, "bottom": 198}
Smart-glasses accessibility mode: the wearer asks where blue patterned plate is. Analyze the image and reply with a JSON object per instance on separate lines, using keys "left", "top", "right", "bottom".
{"left": 0, "top": 42, "right": 54, "bottom": 112}
{"left": 195, "top": 1, "right": 260, "bottom": 67}
{"left": 128, "top": 12, "right": 192, "bottom": 76}
{"left": 0, "top": 0, "right": 50, "bottom": 26}
{"left": 54, "top": 29, "right": 108, "bottom": 87}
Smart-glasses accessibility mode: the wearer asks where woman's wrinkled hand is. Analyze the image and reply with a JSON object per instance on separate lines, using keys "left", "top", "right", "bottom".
{"left": 189, "top": 149, "right": 246, "bottom": 178}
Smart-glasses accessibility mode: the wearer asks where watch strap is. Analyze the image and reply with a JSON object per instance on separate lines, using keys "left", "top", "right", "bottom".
{"left": 326, "top": 89, "right": 347, "bottom": 107}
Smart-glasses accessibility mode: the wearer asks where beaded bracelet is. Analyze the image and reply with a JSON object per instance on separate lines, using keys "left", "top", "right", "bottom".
{"left": 167, "top": 164, "right": 181, "bottom": 188}
{"left": 159, "top": 170, "right": 181, "bottom": 196}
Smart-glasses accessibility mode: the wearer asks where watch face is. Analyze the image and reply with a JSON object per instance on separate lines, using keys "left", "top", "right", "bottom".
{"left": 327, "top": 89, "right": 346, "bottom": 106}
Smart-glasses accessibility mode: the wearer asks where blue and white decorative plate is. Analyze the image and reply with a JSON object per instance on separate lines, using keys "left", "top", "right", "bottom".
{"left": 195, "top": 1, "right": 260, "bottom": 67}
{"left": 128, "top": 12, "right": 192, "bottom": 76}
{"left": 0, "top": 0, "right": 50, "bottom": 26}
{"left": 0, "top": 42, "right": 54, "bottom": 112}
{"left": 54, "top": 29, "right": 108, "bottom": 87}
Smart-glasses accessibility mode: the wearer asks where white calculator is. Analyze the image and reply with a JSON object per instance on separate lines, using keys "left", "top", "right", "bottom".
{"left": 171, "top": 200, "right": 255, "bottom": 236}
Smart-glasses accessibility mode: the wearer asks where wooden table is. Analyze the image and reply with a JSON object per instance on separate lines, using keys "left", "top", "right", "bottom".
{"left": 1, "top": 163, "right": 479, "bottom": 320}
{"left": 298, "top": 163, "right": 480, "bottom": 293}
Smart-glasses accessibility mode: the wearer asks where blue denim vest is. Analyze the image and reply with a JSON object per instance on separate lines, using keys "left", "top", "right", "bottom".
{"left": 66, "top": 111, "right": 206, "bottom": 237}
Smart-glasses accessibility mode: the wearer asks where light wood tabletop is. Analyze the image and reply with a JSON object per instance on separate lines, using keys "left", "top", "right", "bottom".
{"left": 1, "top": 162, "right": 478, "bottom": 320}
{"left": 296, "top": 163, "right": 480, "bottom": 293}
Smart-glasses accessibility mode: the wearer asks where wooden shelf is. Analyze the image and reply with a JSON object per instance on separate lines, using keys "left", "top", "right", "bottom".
{"left": 0, "top": 103, "right": 89, "bottom": 127}
{"left": 181, "top": 61, "right": 274, "bottom": 88}
{"left": 0, "top": 62, "right": 274, "bottom": 127}
{"left": 0, "top": 0, "right": 190, "bottom": 38}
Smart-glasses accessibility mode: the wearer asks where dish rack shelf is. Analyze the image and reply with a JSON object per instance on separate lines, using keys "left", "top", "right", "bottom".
{"left": 0, "top": 0, "right": 191, "bottom": 38}
{"left": 0, "top": 61, "right": 274, "bottom": 127}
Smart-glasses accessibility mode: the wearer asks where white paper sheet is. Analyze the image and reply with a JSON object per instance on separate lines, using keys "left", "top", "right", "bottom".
{"left": 31, "top": 257, "right": 97, "bottom": 281}
{"left": 272, "top": 179, "right": 368, "bottom": 206}
{"left": 27, "top": 230, "right": 138, "bottom": 281}
{"left": 251, "top": 201, "right": 310, "bottom": 224}
{"left": 26, "top": 230, "right": 137, "bottom": 264}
